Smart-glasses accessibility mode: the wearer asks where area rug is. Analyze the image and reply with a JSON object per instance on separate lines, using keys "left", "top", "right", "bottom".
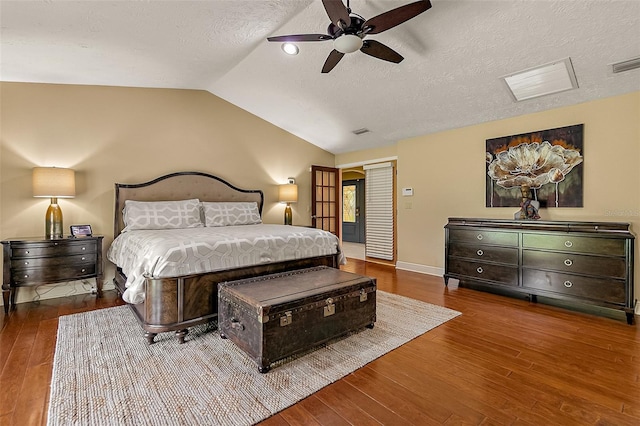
{"left": 47, "top": 291, "right": 460, "bottom": 426}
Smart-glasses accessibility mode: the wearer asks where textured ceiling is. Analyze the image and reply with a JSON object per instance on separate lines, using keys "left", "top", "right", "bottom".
{"left": 1, "top": 0, "right": 639, "bottom": 154}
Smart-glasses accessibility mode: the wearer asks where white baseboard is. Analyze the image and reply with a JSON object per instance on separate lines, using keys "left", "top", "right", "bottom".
{"left": 395, "top": 261, "right": 443, "bottom": 277}
{"left": 0, "top": 279, "right": 115, "bottom": 307}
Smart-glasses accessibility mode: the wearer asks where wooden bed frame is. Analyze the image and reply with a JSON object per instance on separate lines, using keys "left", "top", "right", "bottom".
{"left": 112, "top": 171, "right": 340, "bottom": 344}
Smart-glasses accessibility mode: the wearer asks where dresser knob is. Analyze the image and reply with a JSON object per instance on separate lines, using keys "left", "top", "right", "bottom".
{"left": 477, "top": 249, "right": 484, "bottom": 256}
{"left": 81, "top": 257, "right": 86, "bottom": 260}
{"left": 563, "top": 281, "right": 573, "bottom": 288}
{"left": 25, "top": 250, "right": 30, "bottom": 254}
{"left": 476, "top": 267, "right": 484, "bottom": 274}
{"left": 564, "top": 259, "right": 573, "bottom": 266}
{"left": 82, "top": 247, "right": 86, "bottom": 251}
{"left": 24, "top": 261, "right": 29, "bottom": 265}
{"left": 81, "top": 269, "right": 86, "bottom": 273}
{"left": 564, "top": 240, "right": 573, "bottom": 248}
{"left": 476, "top": 234, "right": 484, "bottom": 240}
{"left": 24, "top": 274, "right": 29, "bottom": 278}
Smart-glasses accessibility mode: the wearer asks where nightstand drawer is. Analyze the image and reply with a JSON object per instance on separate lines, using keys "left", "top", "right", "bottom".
{"left": 522, "top": 234, "right": 625, "bottom": 256}
{"left": 12, "top": 264, "right": 97, "bottom": 285}
{"left": 11, "top": 240, "right": 97, "bottom": 258}
{"left": 522, "top": 269, "right": 626, "bottom": 305}
{"left": 449, "top": 229, "right": 518, "bottom": 247}
{"left": 449, "top": 244, "right": 518, "bottom": 265}
{"left": 447, "top": 257, "right": 518, "bottom": 286}
{"left": 522, "top": 250, "right": 626, "bottom": 279}
{"left": 11, "top": 253, "right": 97, "bottom": 269}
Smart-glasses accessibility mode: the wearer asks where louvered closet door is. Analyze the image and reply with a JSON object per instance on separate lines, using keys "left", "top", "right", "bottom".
{"left": 364, "top": 162, "right": 394, "bottom": 260}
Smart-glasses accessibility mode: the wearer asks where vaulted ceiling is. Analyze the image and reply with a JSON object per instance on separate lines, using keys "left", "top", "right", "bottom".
{"left": 2, "top": 0, "right": 639, "bottom": 154}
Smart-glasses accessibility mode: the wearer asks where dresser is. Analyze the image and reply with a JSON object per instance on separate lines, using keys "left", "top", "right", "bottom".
{"left": 444, "top": 218, "right": 635, "bottom": 324}
{"left": 2, "top": 236, "right": 103, "bottom": 313}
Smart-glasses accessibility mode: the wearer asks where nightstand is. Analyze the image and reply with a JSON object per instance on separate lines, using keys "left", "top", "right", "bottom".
{"left": 2, "top": 236, "right": 103, "bottom": 313}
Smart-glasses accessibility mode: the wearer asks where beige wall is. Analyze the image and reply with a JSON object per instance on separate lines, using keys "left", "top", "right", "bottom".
{"left": 0, "top": 82, "right": 334, "bottom": 304}
{"left": 340, "top": 91, "right": 640, "bottom": 303}
{"left": 2, "top": 84, "right": 639, "bottom": 307}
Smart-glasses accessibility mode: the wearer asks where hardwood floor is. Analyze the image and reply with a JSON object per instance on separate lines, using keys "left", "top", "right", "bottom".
{"left": 1, "top": 259, "right": 639, "bottom": 425}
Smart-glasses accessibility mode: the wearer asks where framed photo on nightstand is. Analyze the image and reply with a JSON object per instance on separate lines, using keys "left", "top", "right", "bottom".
{"left": 70, "top": 224, "right": 92, "bottom": 237}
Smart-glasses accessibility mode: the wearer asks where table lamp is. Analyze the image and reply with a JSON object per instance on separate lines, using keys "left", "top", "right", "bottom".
{"left": 32, "top": 167, "right": 76, "bottom": 239}
{"left": 278, "top": 179, "right": 298, "bottom": 226}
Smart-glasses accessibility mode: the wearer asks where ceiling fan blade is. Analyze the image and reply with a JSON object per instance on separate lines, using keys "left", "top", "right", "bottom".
{"left": 363, "top": 0, "right": 431, "bottom": 35}
{"left": 267, "top": 34, "right": 334, "bottom": 42}
{"left": 360, "top": 40, "right": 404, "bottom": 63}
{"left": 322, "top": 50, "right": 345, "bottom": 73}
{"left": 322, "top": 0, "right": 351, "bottom": 29}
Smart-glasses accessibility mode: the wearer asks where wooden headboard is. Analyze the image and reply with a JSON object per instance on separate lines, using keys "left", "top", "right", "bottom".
{"left": 114, "top": 171, "right": 264, "bottom": 237}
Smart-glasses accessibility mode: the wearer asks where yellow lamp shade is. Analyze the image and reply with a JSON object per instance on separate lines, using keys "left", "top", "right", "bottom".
{"left": 278, "top": 184, "right": 298, "bottom": 203}
{"left": 33, "top": 167, "right": 76, "bottom": 198}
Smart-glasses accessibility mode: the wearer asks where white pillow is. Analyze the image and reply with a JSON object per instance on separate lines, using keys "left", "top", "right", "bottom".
{"left": 122, "top": 199, "right": 203, "bottom": 232}
{"left": 202, "top": 202, "right": 262, "bottom": 227}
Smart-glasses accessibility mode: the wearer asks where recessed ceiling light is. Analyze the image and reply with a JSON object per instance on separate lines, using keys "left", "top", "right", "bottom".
{"left": 502, "top": 57, "right": 578, "bottom": 102}
{"left": 281, "top": 43, "right": 299, "bottom": 55}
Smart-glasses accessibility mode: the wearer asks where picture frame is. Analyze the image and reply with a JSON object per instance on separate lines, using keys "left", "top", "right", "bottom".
{"left": 485, "top": 124, "right": 584, "bottom": 208}
{"left": 70, "top": 224, "right": 92, "bottom": 237}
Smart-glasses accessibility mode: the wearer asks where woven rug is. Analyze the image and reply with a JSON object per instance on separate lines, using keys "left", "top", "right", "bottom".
{"left": 47, "top": 291, "right": 460, "bottom": 426}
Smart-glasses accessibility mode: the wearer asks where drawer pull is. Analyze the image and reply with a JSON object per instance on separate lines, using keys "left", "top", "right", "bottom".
{"left": 476, "top": 267, "right": 484, "bottom": 274}
{"left": 477, "top": 249, "right": 484, "bottom": 256}
{"left": 564, "top": 240, "right": 573, "bottom": 248}
{"left": 563, "top": 280, "right": 573, "bottom": 288}
{"left": 81, "top": 257, "right": 86, "bottom": 261}
{"left": 25, "top": 250, "right": 30, "bottom": 254}
{"left": 24, "top": 261, "right": 29, "bottom": 265}
{"left": 24, "top": 274, "right": 29, "bottom": 278}
{"left": 82, "top": 247, "right": 86, "bottom": 251}
{"left": 564, "top": 259, "right": 573, "bottom": 266}
{"left": 81, "top": 269, "right": 86, "bottom": 273}
{"left": 476, "top": 234, "right": 484, "bottom": 240}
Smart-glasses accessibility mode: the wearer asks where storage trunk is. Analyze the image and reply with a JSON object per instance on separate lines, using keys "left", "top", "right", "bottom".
{"left": 218, "top": 266, "right": 377, "bottom": 373}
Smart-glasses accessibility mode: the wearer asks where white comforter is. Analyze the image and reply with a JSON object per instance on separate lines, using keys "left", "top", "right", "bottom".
{"left": 107, "top": 224, "right": 346, "bottom": 304}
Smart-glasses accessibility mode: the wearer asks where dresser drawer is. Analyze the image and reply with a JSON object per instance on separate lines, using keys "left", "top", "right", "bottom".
{"left": 10, "top": 240, "right": 97, "bottom": 258}
{"left": 522, "top": 234, "right": 625, "bottom": 256}
{"left": 11, "top": 264, "right": 97, "bottom": 285}
{"left": 447, "top": 257, "right": 518, "bottom": 286}
{"left": 449, "top": 229, "right": 519, "bottom": 247}
{"left": 522, "top": 250, "right": 626, "bottom": 279}
{"left": 522, "top": 269, "right": 626, "bottom": 305}
{"left": 11, "top": 253, "right": 97, "bottom": 269}
{"left": 449, "top": 244, "right": 519, "bottom": 265}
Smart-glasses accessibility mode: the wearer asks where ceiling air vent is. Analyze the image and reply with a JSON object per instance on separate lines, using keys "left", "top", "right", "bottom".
{"left": 352, "top": 128, "right": 370, "bottom": 135}
{"left": 612, "top": 57, "right": 640, "bottom": 74}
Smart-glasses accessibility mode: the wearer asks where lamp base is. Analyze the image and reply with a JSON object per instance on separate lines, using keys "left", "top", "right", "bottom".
{"left": 45, "top": 198, "right": 64, "bottom": 239}
{"left": 284, "top": 204, "right": 293, "bottom": 226}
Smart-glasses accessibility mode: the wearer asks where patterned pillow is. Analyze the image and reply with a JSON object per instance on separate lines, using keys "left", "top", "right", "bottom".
{"left": 202, "top": 202, "right": 262, "bottom": 227}
{"left": 122, "top": 199, "right": 203, "bottom": 232}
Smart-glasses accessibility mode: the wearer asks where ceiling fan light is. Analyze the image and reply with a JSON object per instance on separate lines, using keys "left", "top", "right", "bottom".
{"left": 281, "top": 43, "right": 299, "bottom": 55}
{"left": 334, "top": 34, "right": 363, "bottom": 54}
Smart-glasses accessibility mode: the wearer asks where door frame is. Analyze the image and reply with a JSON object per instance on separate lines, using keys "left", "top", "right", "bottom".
{"left": 338, "top": 159, "right": 397, "bottom": 264}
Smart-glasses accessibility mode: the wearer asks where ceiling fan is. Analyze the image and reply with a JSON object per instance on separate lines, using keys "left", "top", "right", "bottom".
{"left": 267, "top": 0, "right": 432, "bottom": 73}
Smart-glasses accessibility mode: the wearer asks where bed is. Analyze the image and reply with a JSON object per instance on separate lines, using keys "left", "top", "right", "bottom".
{"left": 108, "top": 171, "right": 344, "bottom": 344}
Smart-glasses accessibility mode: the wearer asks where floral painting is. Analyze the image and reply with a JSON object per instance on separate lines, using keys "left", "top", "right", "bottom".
{"left": 486, "top": 124, "right": 584, "bottom": 208}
